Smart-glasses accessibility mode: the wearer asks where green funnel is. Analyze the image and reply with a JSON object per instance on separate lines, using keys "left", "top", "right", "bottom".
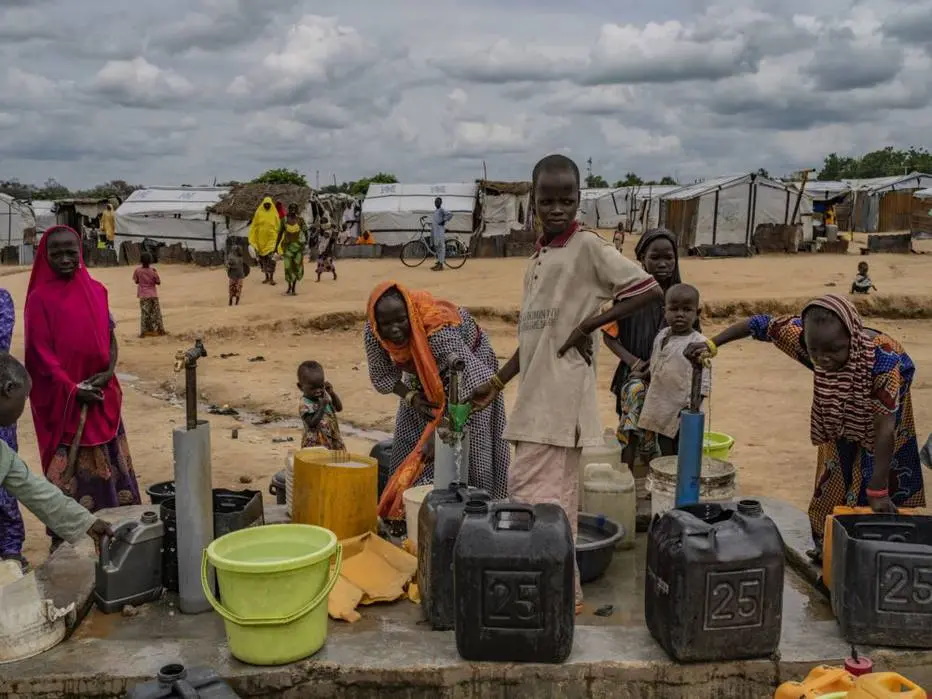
{"left": 447, "top": 403, "right": 471, "bottom": 434}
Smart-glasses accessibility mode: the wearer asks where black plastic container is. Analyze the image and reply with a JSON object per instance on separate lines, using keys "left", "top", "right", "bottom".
{"left": 127, "top": 663, "right": 239, "bottom": 698}
{"left": 369, "top": 439, "right": 392, "bottom": 498}
{"left": 830, "top": 514, "right": 932, "bottom": 648}
{"left": 146, "top": 481, "right": 175, "bottom": 506}
{"left": 268, "top": 471, "right": 286, "bottom": 505}
{"left": 454, "top": 501, "right": 575, "bottom": 663}
{"left": 645, "top": 500, "right": 784, "bottom": 662}
{"left": 417, "top": 483, "right": 490, "bottom": 630}
{"left": 159, "top": 489, "right": 264, "bottom": 592}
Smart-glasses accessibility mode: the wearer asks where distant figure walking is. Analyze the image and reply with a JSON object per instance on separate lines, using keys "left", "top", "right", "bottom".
{"left": 226, "top": 245, "right": 249, "bottom": 306}
{"left": 276, "top": 203, "right": 308, "bottom": 296}
{"left": 132, "top": 252, "right": 165, "bottom": 337}
{"left": 100, "top": 204, "right": 116, "bottom": 250}
{"left": 316, "top": 214, "right": 337, "bottom": 282}
{"left": 249, "top": 196, "right": 281, "bottom": 285}
{"left": 430, "top": 197, "right": 453, "bottom": 271}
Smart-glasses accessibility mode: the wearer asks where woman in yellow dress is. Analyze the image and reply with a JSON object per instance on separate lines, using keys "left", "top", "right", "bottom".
{"left": 276, "top": 203, "right": 308, "bottom": 296}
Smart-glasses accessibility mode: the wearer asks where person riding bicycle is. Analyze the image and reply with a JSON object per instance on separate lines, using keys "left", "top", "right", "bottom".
{"left": 431, "top": 197, "right": 453, "bottom": 271}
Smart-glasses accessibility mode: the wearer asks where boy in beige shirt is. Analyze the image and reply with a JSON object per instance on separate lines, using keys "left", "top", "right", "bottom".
{"left": 471, "top": 154, "right": 662, "bottom": 607}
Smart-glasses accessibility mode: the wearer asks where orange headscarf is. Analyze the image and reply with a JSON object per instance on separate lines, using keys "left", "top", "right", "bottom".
{"left": 367, "top": 281, "right": 463, "bottom": 519}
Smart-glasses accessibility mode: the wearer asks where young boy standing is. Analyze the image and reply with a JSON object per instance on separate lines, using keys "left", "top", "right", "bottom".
{"left": 470, "top": 154, "right": 662, "bottom": 607}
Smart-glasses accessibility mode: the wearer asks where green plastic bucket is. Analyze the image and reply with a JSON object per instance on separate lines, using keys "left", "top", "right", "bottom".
{"left": 201, "top": 524, "right": 342, "bottom": 665}
{"left": 702, "top": 431, "right": 735, "bottom": 460}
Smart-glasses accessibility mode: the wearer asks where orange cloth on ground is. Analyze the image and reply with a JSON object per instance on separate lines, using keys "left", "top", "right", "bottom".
{"left": 366, "top": 281, "right": 462, "bottom": 519}
{"left": 327, "top": 532, "right": 418, "bottom": 623}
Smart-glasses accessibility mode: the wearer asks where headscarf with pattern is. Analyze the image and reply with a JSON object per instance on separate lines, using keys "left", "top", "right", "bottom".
{"left": 366, "top": 281, "right": 463, "bottom": 519}
{"left": 803, "top": 294, "right": 876, "bottom": 450}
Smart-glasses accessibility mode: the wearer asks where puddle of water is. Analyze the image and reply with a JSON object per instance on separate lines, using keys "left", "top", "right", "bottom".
{"left": 116, "top": 372, "right": 139, "bottom": 382}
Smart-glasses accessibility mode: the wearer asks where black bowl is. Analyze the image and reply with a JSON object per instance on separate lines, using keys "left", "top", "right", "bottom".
{"left": 576, "top": 512, "right": 625, "bottom": 584}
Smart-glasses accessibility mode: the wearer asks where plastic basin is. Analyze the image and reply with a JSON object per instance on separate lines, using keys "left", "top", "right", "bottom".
{"left": 702, "top": 431, "right": 735, "bottom": 460}
{"left": 576, "top": 513, "right": 625, "bottom": 583}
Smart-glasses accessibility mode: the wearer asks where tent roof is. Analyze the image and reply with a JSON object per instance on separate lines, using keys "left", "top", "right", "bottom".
{"left": 662, "top": 174, "right": 799, "bottom": 201}
{"left": 209, "top": 183, "right": 314, "bottom": 219}
{"left": 916, "top": 188, "right": 932, "bottom": 199}
{"left": 843, "top": 172, "right": 932, "bottom": 193}
{"left": 119, "top": 186, "right": 229, "bottom": 216}
{"left": 363, "top": 183, "right": 477, "bottom": 213}
{"left": 579, "top": 188, "right": 608, "bottom": 200}
{"left": 791, "top": 180, "right": 850, "bottom": 197}
{"left": 478, "top": 180, "right": 532, "bottom": 195}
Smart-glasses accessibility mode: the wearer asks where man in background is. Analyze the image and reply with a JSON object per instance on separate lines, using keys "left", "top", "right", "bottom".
{"left": 431, "top": 197, "right": 453, "bottom": 272}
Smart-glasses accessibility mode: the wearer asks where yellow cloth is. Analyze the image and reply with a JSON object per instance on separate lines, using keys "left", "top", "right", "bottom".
{"left": 327, "top": 532, "right": 418, "bottom": 623}
{"left": 248, "top": 196, "right": 280, "bottom": 256}
{"left": 100, "top": 208, "right": 116, "bottom": 241}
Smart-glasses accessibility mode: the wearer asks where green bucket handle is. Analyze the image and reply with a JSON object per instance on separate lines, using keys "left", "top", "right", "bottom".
{"left": 200, "top": 543, "right": 342, "bottom": 627}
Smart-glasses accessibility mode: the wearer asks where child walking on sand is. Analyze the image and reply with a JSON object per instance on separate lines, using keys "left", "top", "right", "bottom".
{"left": 637, "top": 284, "right": 711, "bottom": 456}
{"left": 227, "top": 246, "right": 249, "bottom": 306}
{"left": 850, "top": 261, "right": 877, "bottom": 294}
{"left": 132, "top": 252, "right": 165, "bottom": 337}
{"left": 298, "top": 361, "right": 345, "bottom": 450}
{"left": 469, "top": 154, "right": 662, "bottom": 609}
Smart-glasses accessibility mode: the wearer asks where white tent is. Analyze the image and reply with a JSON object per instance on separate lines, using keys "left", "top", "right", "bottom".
{"left": 0, "top": 193, "right": 33, "bottom": 248}
{"left": 30, "top": 200, "right": 57, "bottom": 232}
{"left": 476, "top": 181, "right": 531, "bottom": 238}
{"left": 362, "top": 183, "right": 477, "bottom": 246}
{"left": 843, "top": 172, "right": 932, "bottom": 232}
{"left": 916, "top": 188, "right": 932, "bottom": 199}
{"left": 115, "top": 186, "right": 231, "bottom": 254}
{"left": 660, "top": 174, "right": 813, "bottom": 248}
{"left": 595, "top": 185, "right": 681, "bottom": 232}
{"left": 576, "top": 188, "right": 606, "bottom": 228}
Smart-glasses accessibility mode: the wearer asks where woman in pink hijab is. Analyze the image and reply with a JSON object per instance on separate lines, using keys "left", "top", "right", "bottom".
{"left": 24, "top": 226, "right": 140, "bottom": 548}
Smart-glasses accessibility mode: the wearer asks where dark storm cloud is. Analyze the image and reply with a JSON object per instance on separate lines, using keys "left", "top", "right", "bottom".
{"left": 805, "top": 30, "right": 904, "bottom": 91}
{"left": 881, "top": 3, "right": 932, "bottom": 50}
{"left": 153, "top": 0, "right": 301, "bottom": 53}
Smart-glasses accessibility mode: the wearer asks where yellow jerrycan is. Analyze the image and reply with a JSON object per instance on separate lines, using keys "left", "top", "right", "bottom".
{"left": 849, "top": 672, "right": 925, "bottom": 699}
{"left": 292, "top": 449, "right": 377, "bottom": 540}
{"left": 774, "top": 666, "right": 856, "bottom": 698}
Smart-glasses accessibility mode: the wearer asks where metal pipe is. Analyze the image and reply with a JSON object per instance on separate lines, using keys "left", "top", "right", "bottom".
{"left": 675, "top": 362, "right": 706, "bottom": 508}
{"left": 174, "top": 339, "right": 207, "bottom": 431}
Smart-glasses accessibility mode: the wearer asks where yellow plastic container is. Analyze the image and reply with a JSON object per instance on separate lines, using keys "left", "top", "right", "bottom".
{"left": 822, "top": 506, "right": 921, "bottom": 589}
{"left": 849, "top": 672, "right": 925, "bottom": 698}
{"left": 775, "top": 666, "right": 857, "bottom": 698}
{"left": 702, "top": 431, "right": 735, "bottom": 460}
{"left": 292, "top": 449, "right": 377, "bottom": 540}
{"left": 202, "top": 524, "right": 342, "bottom": 665}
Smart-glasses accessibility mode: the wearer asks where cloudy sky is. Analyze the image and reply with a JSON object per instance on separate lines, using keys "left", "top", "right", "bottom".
{"left": 1, "top": 0, "right": 930, "bottom": 189}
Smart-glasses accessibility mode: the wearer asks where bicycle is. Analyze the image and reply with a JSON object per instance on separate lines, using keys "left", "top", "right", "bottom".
{"left": 400, "top": 215, "right": 468, "bottom": 269}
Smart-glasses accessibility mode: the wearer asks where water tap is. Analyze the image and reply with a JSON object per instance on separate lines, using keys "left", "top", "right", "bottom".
{"left": 174, "top": 338, "right": 207, "bottom": 372}
{"left": 445, "top": 353, "right": 470, "bottom": 435}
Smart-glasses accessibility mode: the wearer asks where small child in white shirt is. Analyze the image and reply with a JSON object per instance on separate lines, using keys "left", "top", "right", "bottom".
{"left": 637, "top": 284, "right": 711, "bottom": 456}
{"left": 850, "top": 261, "right": 877, "bottom": 295}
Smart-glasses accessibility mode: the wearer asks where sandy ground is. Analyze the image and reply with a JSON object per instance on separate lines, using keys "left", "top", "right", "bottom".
{"left": 3, "top": 239, "right": 931, "bottom": 565}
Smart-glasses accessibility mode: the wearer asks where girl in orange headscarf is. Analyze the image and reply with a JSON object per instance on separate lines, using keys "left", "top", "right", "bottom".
{"left": 365, "top": 282, "right": 510, "bottom": 520}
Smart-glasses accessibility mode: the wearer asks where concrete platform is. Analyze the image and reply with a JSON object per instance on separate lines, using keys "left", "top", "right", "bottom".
{"left": 1, "top": 499, "right": 930, "bottom": 698}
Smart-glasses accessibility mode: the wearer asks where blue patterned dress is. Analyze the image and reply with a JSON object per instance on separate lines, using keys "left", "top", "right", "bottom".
{"left": 0, "top": 288, "right": 24, "bottom": 559}
{"left": 749, "top": 314, "right": 925, "bottom": 546}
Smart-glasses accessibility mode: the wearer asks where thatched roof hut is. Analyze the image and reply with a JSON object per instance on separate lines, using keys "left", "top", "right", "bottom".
{"left": 208, "top": 183, "right": 315, "bottom": 221}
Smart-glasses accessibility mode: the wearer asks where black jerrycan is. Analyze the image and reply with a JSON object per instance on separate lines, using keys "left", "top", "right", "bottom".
{"left": 645, "top": 500, "right": 784, "bottom": 662}
{"left": 127, "top": 663, "right": 240, "bottom": 698}
{"left": 454, "top": 500, "right": 575, "bottom": 663}
{"left": 830, "top": 514, "right": 932, "bottom": 649}
{"left": 417, "top": 482, "right": 490, "bottom": 630}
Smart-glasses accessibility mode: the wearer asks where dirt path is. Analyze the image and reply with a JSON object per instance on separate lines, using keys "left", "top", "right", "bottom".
{"left": 2, "top": 245, "right": 930, "bottom": 565}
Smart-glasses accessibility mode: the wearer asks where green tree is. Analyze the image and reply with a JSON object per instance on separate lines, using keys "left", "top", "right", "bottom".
{"left": 818, "top": 146, "right": 932, "bottom": 180}
{"left": 349, "top": 172, "right": 398, "bottom": 197}
{"left": 755, "top": 168, "right": 770, "bottom": 179}
{"left": 252, "top": 168, "right": 309, "bottom": 187}
{"left": 659, "top": 176, "right": 678, "bottom": 185}
{"left": 75, "top": 179, "right": 141, "bottom": 200}
{"left": 613, "top": 172, "right": 643, "bottom": 187}
{"left": 585, "top": 174, "right": 609, "bottom": 188}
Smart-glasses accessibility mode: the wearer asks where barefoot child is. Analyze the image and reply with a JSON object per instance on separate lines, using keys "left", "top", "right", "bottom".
{"left": 637, "top": 284, "right": 711, "bottom": 456}
{"left": 298, "top": 361, "right": 345, "bottom": 450}
{"left": 227, "top": 246, "right": 249, "bottom": 306}
{"left": 0, "top": 352, "right": 112, "bottom": 564}
{"left": 850, "top": 261, "right": 876, "bottom": 295}
{"left": 470, "top": 154, "right": 662, "bottom": 608}
{"left": 132, "top": 252, "right": 165, "bottom": 337}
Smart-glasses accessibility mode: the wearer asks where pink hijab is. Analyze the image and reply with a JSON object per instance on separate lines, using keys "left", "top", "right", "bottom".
{"left": 24, "top": 226, "right": 122, "bottom": 470}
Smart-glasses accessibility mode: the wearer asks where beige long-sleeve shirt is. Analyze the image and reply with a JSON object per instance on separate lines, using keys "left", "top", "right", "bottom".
{"left": 504, "top": 228, "right": 658, "bottom": 448}
{"left": 0, "top": 441, "right": 95, "bottom": 545}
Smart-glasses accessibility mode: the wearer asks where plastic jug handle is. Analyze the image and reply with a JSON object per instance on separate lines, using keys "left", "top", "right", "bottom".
{"left": 493, "top": 504, "right": 535, "bottom": 530}
{"left": 171, "top": 681, "right": 199, "bottom": 699}
{"left": 98, "top": 533, "right": 112, "bottom": 568}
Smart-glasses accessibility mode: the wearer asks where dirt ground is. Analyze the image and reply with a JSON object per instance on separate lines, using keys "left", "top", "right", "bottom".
{"left": 4, "top": 238, "right": 931, "bottom": 565}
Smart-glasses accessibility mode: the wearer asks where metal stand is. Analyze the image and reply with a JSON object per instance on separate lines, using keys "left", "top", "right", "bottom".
{"left": 434, "top": 354, "right": 471, "bottom": 489}
{"left": 675, "top": 363, "right": 706, "bottom": 508}
{"left": 172, "top": 339, "right": 213, "bottom": 614}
